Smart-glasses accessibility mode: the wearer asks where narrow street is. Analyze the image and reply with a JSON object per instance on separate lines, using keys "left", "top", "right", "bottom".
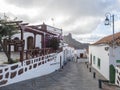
{"left": 0, "top": 61, "right": 119, "bottom": 90}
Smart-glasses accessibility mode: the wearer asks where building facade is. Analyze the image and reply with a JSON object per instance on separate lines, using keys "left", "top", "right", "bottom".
{"left": 89, "top": 32, "right": 120, "bottom": 83}
{"left": 0, "top": 21, "right": 76, "bottom": 87}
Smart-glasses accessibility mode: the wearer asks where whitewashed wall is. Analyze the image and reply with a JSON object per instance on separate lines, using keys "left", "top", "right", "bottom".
{"left": 0, "top": 52, "right": 64, "bottom": 87}
{"left": 12, "top": 32, "right": 41, "bottom": 51}
{"left": 109, "top": 46, "right": 120, "bottom": 66}
{"left": 89, "top": 45, "right": 110, "bottom": 80}
{"left": 75, "top": 49, "right": 86, "bottom": 57}
{"left": 35, "top": 35, "right": 41, "bottom": 48}
{"left": 63, "top": 46, "right": 75, "bottom": 61}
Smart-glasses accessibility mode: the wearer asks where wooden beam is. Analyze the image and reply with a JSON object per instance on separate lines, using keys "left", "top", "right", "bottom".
{"left": 20, "top": 23, "right": 29, "bottom": 25}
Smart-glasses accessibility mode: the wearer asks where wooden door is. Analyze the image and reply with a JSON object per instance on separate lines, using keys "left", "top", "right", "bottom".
{"left": 27, "top": 36, "right": 34, "bottom": 50}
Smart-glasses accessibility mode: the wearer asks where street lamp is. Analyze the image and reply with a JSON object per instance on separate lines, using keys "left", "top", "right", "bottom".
{"left": 104, "top": 12, "right": 115, "bottom": 47}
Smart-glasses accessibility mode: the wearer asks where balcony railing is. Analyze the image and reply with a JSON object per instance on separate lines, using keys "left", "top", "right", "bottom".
{"left": 25, "top": 48, "right": 62, "bottom": 60}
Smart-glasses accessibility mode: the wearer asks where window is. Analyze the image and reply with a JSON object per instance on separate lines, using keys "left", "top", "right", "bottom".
{"left": 97, "top": 58, "right": 101, "bottom": 69}
{"left": 93, "top": 56, "right": 95, "bottom": 64}
{"left": 116, "top": 60, "right": 120, "bottom": 63}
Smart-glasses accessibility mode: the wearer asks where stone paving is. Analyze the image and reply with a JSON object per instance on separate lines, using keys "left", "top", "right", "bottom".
{"left": 0, "top": 52, "right": 8, "bottom": 64}
{"left": 0, "top": 52, "right": 26, "bottom": 64}
{"left": 0, "top": 60, "right": 120, "bottom": 90}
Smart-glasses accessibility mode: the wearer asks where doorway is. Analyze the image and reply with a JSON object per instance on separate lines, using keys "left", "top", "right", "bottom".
{"left": 80, "top": 53, "right": 83, "bottom": 58}
{"left": 27, "top": 36, "right": 34, "bottom": 50}
{"left": 60, "top": 56, "right": 62, "bottom": 68}
{"left": 90, "top": 54, "right": 92, "bottom": 65}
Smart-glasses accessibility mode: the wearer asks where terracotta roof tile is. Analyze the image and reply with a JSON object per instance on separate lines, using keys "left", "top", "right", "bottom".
{"left": 92, "top": 32, "right": 120, "bottom": 45}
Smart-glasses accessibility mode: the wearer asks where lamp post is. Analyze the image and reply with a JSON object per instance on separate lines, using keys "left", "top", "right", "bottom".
{"left": 104, "top": 12, "right": 115, "bottom": 47}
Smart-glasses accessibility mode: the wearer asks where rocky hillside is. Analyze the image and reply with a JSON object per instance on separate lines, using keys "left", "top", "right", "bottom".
{"left": 63, "top": 33, "right": 89, "bottom": 49}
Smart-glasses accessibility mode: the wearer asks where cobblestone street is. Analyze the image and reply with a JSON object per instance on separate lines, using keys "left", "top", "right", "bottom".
{"left": 0, "top": 61, "right": 120, "bottom": 90}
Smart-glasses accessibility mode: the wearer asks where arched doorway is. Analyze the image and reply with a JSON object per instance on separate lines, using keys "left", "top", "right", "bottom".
{"left": 27, "top": 36, "right": 34, "bottom": 50}
{"left": 14, "top": 37, "right": 19, "bottom": 52}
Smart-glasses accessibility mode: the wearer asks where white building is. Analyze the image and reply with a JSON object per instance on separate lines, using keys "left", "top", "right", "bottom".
{"left": 75, "top": 49, "right": 87, "bottom": 59}
{"left": 11, "top": 32, "right": 42, "bottom": 51}
{"left": 0, "top": 21, "right": 76, "bottom": 87}
{"left": 62, "top": 43, "right": 75, "bottom": 62}
{"left": 89, "top": 32, "right": 120, "bottom": 83}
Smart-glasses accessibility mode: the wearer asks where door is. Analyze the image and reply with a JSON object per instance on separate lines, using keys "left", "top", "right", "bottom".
{"left": 90, "top": 54, "right": 92, "bottom": 65}
{"left": 80, "top": 53, "right": 83, "bottom": 58}
{"left": 60, "top": 56, "right": 62, "bottom": 68}
{"left": 27, "top": 36, "right": 34, "bottom": 50}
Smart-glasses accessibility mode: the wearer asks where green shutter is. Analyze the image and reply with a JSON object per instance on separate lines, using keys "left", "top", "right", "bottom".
{"left": 116, "top": 60, "right": 120, "bottom": 63}
{"left": 98, "top": 58, "right": 100, "bottom": 69}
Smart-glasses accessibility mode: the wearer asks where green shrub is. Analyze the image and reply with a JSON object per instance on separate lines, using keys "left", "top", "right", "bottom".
{"left": 47, "top": 37, "right": 60, "bottom": 50}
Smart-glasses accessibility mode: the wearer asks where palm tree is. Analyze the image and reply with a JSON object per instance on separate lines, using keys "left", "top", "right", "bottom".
{"left": 0, "top": 18, "right": 18, "bottom": 63}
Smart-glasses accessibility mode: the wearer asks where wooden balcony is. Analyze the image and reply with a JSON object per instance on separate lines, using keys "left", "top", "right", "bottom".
{"left": 25, "top": 48, "right": 62, "bottom": 60}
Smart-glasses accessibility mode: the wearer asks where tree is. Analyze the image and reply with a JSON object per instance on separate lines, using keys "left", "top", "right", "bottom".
{"left": 0, "top": 18, "right": 18, "bottom": 63}
{"left": 47, "top": 37, "right": 60, "bottom": 50}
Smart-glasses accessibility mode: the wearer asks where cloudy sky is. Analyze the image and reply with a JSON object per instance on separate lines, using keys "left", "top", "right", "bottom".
{"left": 0, "top": 0, "right": 120, "bottom": 43}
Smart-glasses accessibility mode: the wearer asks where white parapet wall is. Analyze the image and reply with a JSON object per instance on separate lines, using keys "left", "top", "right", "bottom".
{"left": 0, "top": 51, "right": 64, "bottom": 87}
{"left": 115, "top": 66, "right": 120, "bottom": 86}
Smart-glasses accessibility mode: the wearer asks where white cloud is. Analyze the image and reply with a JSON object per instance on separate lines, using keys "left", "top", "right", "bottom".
{"left": 115, "top": 20, "right": 120, "bottom": 33}
{"left": 63, "top": 16, "right": 102, "bottom": 35}
{"left": 72, "top": 33, "right": 105, "bottom": 43}
{"left": 1, "top": 0, "right": 120, "bottom": 43}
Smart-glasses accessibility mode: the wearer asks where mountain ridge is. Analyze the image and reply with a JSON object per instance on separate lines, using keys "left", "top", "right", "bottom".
{"left": 63, "top": 33, "right": 89, "bottom": 49}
